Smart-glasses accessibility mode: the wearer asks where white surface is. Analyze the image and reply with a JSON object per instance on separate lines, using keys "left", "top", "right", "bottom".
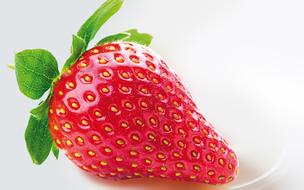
{"left": 0, "top": 0, "right": 303, "bottom": 189}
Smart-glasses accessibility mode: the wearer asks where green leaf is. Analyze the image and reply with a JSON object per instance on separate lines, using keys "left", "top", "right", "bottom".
{"left": 96, "top": 29, "right": 153, "bottom": 46}
{"left": 77, "top": 0, "right": 124, "bottom": 48}
{"left": 15, "top": 49, "right": 59, "bottom": 100}
{"left": 52, "top": 142, "right": 59, "bottom": 159}
{"left": 62, "top": 35, "right": 86, "bottom": 72}
{"left": 25, "top": 115, "right": 53, "bottom": 165}
{"left": 30, "top": 93, "right": 52, "bottom": 120}
{"left": 124, "top": 29, "right": 153, "bottom": 46}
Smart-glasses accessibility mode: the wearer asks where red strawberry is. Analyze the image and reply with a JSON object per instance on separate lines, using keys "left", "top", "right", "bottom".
{"left": 48, "top": 41, "right": 238, "bottom": 184}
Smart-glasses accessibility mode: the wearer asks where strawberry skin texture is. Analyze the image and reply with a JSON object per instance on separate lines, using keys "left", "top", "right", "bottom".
{"left": 48, "top": 42, "right": 238, "bottom": 184}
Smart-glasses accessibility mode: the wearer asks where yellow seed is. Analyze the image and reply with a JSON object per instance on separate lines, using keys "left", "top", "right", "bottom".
{"left": 77, "top": 137, "right": 84, "bottom": 144}
{"left": 148, "top": 175, "right": 154, "bottom": 178}
{"left": 193, "top": 165, "right": 201, "bottom": 171}
{"left": 49, "top": 109, "right": 54, "bottom": 114}
{"left": 173, "top": 113, "right": 181, "bottom": 120}
{"left": 162, "top": 139, "right": 169, "bottom": 145}
{"left": 115, "top": 56, "right": 124, "bottom": 63}
{"left": 102, "top": 71, "right": 111, "bottom": 77}
{"left": 140, "top": 101, "right": 148, "bottom": 108}
{"left": 209, "top": 143, "right": 216, "bottom": 149}
{"left": 110, "top": 106, "right": 118, "bottom": 113}
{"left": 148, "top": 65, "right": 155, "bottom": 71}
{"left": 121, "top": 72, "right": 130, "bottom": 79}
{"left": 124, "top": 102, "right": 133, "bottom": 109}
{"left": 58, "top": 91, "right": 63, "bottom": 96}
{"left": 132, "top": 134, "right": 140, "bottom": 141}
{"left": 105, "top": 45, "right": 116, "bottom": 51}
{"left": 144, "top": 145, "right": 152, "bottom": 151}
{"left": 206, "top": 154, "right": 212, "bottom": 161}
{"left": 178, "top": 128, "right": 186, "bottom": 135}
{"left": 64, "top": 123, "right": 72, "bottom": 129}
{"left": 91, "top": 165, "right": 98, "bottom": 169}
{"left": 131, "top": 57, "right": 139, "bottom": 63}
{"left": 98, "top": 174, "right": 106, "bottom": 178}
{"left": 82, "top": 166, "right": 89, "bottom": 170}
{"left": 86, "top": 95, "right": 95, "bottom": 101}
{"left": 160, "top": 174, "right": 167, "bottom": 178}
{"left": 94, "top": 111, "right": 102, "bottom": 117}
{"left": 228, "top": 176, "right": 234, "bottom": 182}
{"left": 104, "top": 147, "right": 112, "bottom": 153}
{"left": 178, "top": 141, "right": 185, "bottom": 148}
{"left": 71, "top": 102, "right": 79, "bottom": 109}
{"left": 204, "top": 179, "right": 210, "bottom": 184}
{"left": 163, "top": 124, "right": 170, "bottom": 132}
{"left": 149, "top": 117, "right": 157, "bottom": 125}
{"left": 157, "top": 153, "right": 165, "bottom": 160}
{"left": 101, "top": 87, "right": 110, "bottom": 93}
{"left": 110, "top": 172, "right": 117, "bottom": 176}
{"left": 191, "top": 151, "right": 198, "bottom": 157}
{"left": 193, "top": 137, "right": 201, "bottom": 144}
{"left": 92, "top": 49, "right": 99, "bottom": 53}
{"left": 120, "top": 86, "right": 129, "bottom": 93}
{"left": 53, "top": 125, "right": 59, "bottom": 130}
{"left": 98, "top": 58, "right": 108, "bottom": 64}
{"left": 74, "top": 152, "right": 81, "bottom": 158}
{"left": 58, "top": 108, "right": 66, "bottom": 114}
{"left": 136, "top": 119, "right": 143, "bottom": 126}
{"left": 131, "top": 163, "right": 139, "bottom": 168}
{"left": 190, "top": 175, "right": 197, "bottom": 179}
{"left": 176, "top": 162, "right": 184, "bottom": 168}
{"left": 116, "top": 157, "right": 123, "bottom": 162}
{"left": 121, "top": 122, "right": 128, "bottom": 128}
{"left": 145, "top": 159, "right": 152, "bottom": 164}
{"left": 67, "top": 82, "right": 75, "bottom": 88}
{"left": 84, "top": 76, "right": 92, "bottom": 82}
{"left": 104, "top": 125, "right": 113, "bottom": 132}
{"left": 175, "top": 172, "right": 182, "bottom": 177}
{"left": 158, "top": 93, "right": 164, "bottom": 100}
{"left": 117, "top": 167, "right": 124, "bottom": 172}
{"left": 219, "top": 176, "right": 225, "bottom": 181}
{"left": 160, "top": 166, "right": 167, "bottom": 171}
{"left": 228, "top": 163, "right": 233, "bottom": 169}
{"left": 100, "top": 161, "right": 108, "bottom": 166}
{"left": 208, "top": 170, "right": 215, "bottom": 176}
{"left": 116, "top": 139, "right": 125, "bottom": 145}
{"left": 56, "top": 139, "right": 61, "bottom": 145}
{"left": 92, "top": 135, "right": 100, "bottom": 141}
{"left": 173, "top": 101, "right": 180, "bottom": 107}
{"left": 66, "top": 140, "right": 73, "bottom": 146}
{"left": 88, "top": 150, "right": 96, "bottom": 157}
{"left": 157, "top": 106, "right": 165, "bottom": 113}
{"left": 134, "top": 172, "right": 141, "bottom": 176}
{"left": 130, "top": 150, "right": 138, "bottom": 156}
{"left": 137, "top": 72, "right": 145, "bottom": 79}
{"left": 81, "top": 119, "right": 89, "bottom": 126}
{"left": 173, "top": 152, "right": 181, "bottom": 158}
{"left": 147, "top": 168, "right": 153, "bottom": 173}
{"left": 152, "top": 78, "right": 159, "bottom": 84}
{"left": 79, "top": 62, "right": 87, "bottom": 68}
{"left": 140, "top": 87, "right": 148, "bottom": 94}
{"left": 219, "top": 158, "right": 225, "bottom": 166}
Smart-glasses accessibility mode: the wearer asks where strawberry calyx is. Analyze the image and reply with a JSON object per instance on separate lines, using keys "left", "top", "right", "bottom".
{"left": 12, "top": 0, "right": 153, "bottom": 165}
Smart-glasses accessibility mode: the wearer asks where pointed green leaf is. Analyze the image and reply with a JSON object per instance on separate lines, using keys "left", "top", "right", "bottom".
{"left": 77, "top": 0, "right": 124, "bottom": 48}
{"left": 15, "top": 49, "right": 59, "bottom": 100}
{"left": 52, "top": 142, "right": 59, "bottom": 159}
{"left": 25, "top": 115, "right": 53, "bottom": 165}
{"left": 62, "top": 35, "right": 86, "bottom": 72}
{"left": 124, "top": 29, "right": 153, "bottom": 46}
{"left": 96, "top": 29, "right": 153, "bottom": 46}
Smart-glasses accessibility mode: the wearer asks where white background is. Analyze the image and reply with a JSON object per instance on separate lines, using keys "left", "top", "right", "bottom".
{"left": 0, "top": 0, "right": 303, "bottom": 189}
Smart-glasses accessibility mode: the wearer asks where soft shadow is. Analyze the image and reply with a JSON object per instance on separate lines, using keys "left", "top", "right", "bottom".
{"left": 84, "top": 174, "right": 229, "bottom": 190}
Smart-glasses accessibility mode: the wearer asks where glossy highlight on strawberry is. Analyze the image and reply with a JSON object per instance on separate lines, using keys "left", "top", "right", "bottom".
{"left": 48, "top": 42, "right": 238, "bottom": 184}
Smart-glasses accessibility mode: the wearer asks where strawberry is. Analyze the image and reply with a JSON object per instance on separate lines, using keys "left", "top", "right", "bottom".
{"left": 48, "top": 41, "right": 238, "bottom": 184}
{"left": 12, "top": 0, "right": 238, "bottom": 186}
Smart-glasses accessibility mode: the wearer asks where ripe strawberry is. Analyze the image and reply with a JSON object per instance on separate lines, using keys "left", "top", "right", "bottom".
{"left": 12, "top": 0, "right": 238, "bottom": 186}
{"left": 48, "top": 41, "right": 238, "bottom": 184}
